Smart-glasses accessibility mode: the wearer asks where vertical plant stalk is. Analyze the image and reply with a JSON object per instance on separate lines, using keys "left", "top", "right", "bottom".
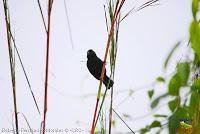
{"left": 64, "top": 0, "right": 74, "bottom": 49}
{"left": 91, "top": 0, "right": 125, "bottom": 133}
{"left": 37, "top": 0, "right": 48, "bottom": 33}
{"left": 94, "top": 89, "right": 108, "bottom": 127}
{"left": 3, "top": 0, "right": 19, "bottom": 133}
{"left": 108, "top": 2, "right": 120, "bottom": 132}
{"left": 109, "top": 87, "right": 114, "bottom": 134}
{"left": 43, "top": 0, "right": 53, "bottom": 134}
{"left": 10, "top": 34, "right": 41, "bottom": 115}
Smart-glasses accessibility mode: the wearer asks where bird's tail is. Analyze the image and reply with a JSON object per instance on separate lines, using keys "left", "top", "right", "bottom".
{"left": 103, "top": 76, "right": 114, "bottom": 89}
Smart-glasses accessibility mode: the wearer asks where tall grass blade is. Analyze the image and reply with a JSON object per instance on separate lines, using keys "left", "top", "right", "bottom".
{"left": 3, "top": 0, "right": 19, "bottom": 133}
{"left": 37, "top": 0, "right": 48, "bottom": 33}
{"left": 10, "top": 32, "right": 41, "bottom": 115}
{"left": 64, "top": 0, "right": 74, "bottom": 50}
{"left": 112, "top": 108, "right": 135, "bottom": 133}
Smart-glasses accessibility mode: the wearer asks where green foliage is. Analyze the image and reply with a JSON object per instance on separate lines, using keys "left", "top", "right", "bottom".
{"left": 192, "top": 0, "right": 199, "bottom": 19}
{"left": 150, "top": 120, "right": 162, "bottom": 128}
{"left": 168, "top": 74, "right": 181, "bottom": 96}
{"left": 112, "top": 120, "right": 116, "bottom": 127}
{"left": 189, "top": 91, "right": 199, "bottom": 115}
{"left": 153, "top": 114, "right": 168, "bottom": 118}
{"left": 151, "top": 93, "right": 168, "bottom": 109}
{"left": 189, "top": 78, "right": 200, "bottom": 117}
{"left": 148, "top": 89, "right": 154, "bottom": 99}
{"left": 128, "top": 89, "right": 134, "bottom": 96}
{"left": 140, "top": 127, "right": 149, "bottom": 134}
{"left": 156, "top": 76, "right": 165, "bottom": 82}
{"left": 168, "top": 107, "right": 190, "bottom": 134}
{"left": 168, "top": 62, "right": 190, "bottom": 96}
{"left": 168, "top": 97, "right": 180, "bottom": 112}
{"left": 191, "top": 77, "right": 200, "bottom": 91}
{"left": 144, "top": 0, "right": 200, "bottom": 133}
{"left": 164, "top": 42, "right": 181, "bottom": 69}
{"left": 190, "top": 20, "right": 200, "bottom": 58}
{"left": 151, "top": 97, "right": 160, "bottom": 109}
{"left": 140, "top": 120, "right": 162, "bottom": 134}
{"left": 122, "top": 113, "right": 131, "bottom": 119}
{"left": 177, "top": 62, "right": 190, "bottom": 86}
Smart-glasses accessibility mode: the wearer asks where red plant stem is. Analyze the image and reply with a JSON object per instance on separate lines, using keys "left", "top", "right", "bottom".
{"left": 91, "top": 97, "right": 99, "bottom": 133}
{"left": 43, "top": 1, "right": 52, "bottom": 134}
{"left": 90, "top": 1, "right": 123, "bottom": 133}
{"left": 3, "top": 1, "right": 19, "bottom": 133}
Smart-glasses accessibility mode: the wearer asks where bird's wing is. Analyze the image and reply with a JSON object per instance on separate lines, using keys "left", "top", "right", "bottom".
{"left": 96, "top": 57, "right": 106, "bottom": 75}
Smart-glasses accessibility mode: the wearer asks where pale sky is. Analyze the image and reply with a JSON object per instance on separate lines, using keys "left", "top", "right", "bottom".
{"left": 0, "top": 0, "right": 191, "bottom": 133}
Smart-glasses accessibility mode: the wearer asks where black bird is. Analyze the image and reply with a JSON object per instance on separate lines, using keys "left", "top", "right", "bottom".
{"left": 87, "top": 49, "right": 114, "bottom": 89}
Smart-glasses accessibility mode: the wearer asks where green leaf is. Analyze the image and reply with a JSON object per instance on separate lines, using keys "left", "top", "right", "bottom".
{"left": 148, "top": 89, "right": 154, "bottom": 99}
{"left": 150, "top": 120, "right": 161, "bottom": 128}
{"left": 191, "top": 77, "right": 200, "bottom": 91}
{"left": 122, "top": 113, "right": 131, "bottom": 119}
{"left": 189, "top": 92, "right": 197, "bottom": 112}
{"left": 151, "top": 97, "right": 160, "bottom": 109}
{"left": 168, "top": 97, "right": 179, "bottom": 112}
{"left": 140, "top": 127, "right": 150, "bottom": 134}
{"left": 112, "top": 120, "right": 116, "bottom": 127}
{"left": 156, "top": 76, "right": 165, "bottom": 82}
{"left": 153, "top": 114, "right": 168, "bottom": 118}
{"left": 168, "top": 74, "right": 181, "bottom": 96}
{"left": 192, "top": 0, "right": 199, "bottom": 19}
{"left": 128, "top": 89, "right": 134, "bottom": 96}
{"left": 190, "top": 20, "right": 200, "bottom": 57}
{"left": 194, "top": 53, "right": 200, "bottom": 65}
{"left": 140, "top": 120, "right": 162, "bottom": 133}
{"left": 168, "top": 62, "right": 190, "bottom": 96}
{"left": 151, "top": 93, "right": 169, "bottom": 109}
{"left": 168, "top": 107, "right": 190, "bottom": 134}
{"left": 177, "top": 62, "right": 190, "bottom": 86}
{"left": 164, "top": 42, "right": 180, "bottom": 69}
{"left": 189, "top": 91, "right": 200, "bottom": 115}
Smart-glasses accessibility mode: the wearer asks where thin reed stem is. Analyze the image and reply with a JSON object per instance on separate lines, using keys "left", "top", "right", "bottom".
{"left": 64, "top": 0, "right": 74, "bottom": 49}
{"left": 43, "top": 0, "right": 53, "bottom": 134}
{"left": 37, "top": 0, "right": 48, "bottom": 33}
{"left": 94, "top": 89, "right": 108, "bottom": 127}
{"left": 109, "top": 87, "right": 113, "bottom": 134}
{"left": 112, "top": 108, "right": 135, "bottom": 133}
{"left": 10, "top": 30, "right": 41, "bottom": 115}
{"left": 3, "top": 0, "right": 19, "bottom": 133}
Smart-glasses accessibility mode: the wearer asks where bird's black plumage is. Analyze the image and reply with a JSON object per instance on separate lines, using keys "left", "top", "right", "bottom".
{"left": 87, "top": 49, "right": 114, "bottom": 89}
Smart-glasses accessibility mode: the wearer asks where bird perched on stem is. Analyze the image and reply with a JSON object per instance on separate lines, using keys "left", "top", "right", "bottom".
{"left": 87, "top": 49, "right": 114, "bottom": 89}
